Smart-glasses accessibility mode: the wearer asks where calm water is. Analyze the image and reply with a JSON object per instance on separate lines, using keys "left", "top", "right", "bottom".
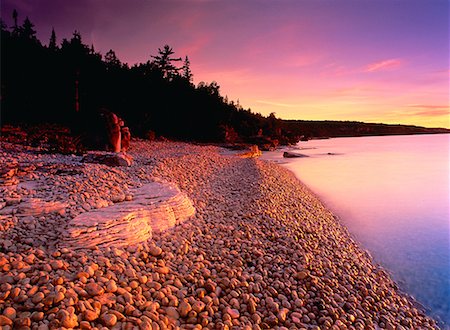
{"left": 262, "top": 134, "right": 450, "bottom": 327}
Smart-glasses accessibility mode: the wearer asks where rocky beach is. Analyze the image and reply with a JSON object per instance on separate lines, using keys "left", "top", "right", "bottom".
{"left": 0, "top": 139, "right": 439, "bottom": 329}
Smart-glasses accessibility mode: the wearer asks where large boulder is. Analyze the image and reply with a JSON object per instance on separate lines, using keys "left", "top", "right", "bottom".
{"left": 283, "top": 151, "right": 309, "bottom": 158}
{"left": 63, "top": 180, "right": 195, "bottom": 249}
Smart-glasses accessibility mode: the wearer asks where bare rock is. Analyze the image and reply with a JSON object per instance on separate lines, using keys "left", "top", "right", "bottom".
{"left": 64, "top": 180, "right": 195, "bottom": 249}
{"left": 283, "top": 151, "right": 309, "bottom": 158}
{"left": 17, "top": 198, "right": 67, "bottom": 216}
{"left": 82, "top": 152, "right": 133, "bottom": 167}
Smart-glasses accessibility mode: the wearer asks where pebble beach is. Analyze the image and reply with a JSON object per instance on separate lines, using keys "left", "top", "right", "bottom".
{"left": 0, "top": 140, "right": 439, "bottom": 329}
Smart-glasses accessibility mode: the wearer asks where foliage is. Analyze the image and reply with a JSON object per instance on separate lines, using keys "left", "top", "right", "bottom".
{"left": 1, "top": 11, "right": 299, "bottom": 147}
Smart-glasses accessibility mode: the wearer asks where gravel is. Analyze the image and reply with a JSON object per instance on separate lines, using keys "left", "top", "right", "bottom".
{"left": 0, "top": 140, "right": 438, "bottom": 329}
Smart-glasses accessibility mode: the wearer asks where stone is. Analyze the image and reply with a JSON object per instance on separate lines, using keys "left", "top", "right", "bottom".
{"left": 83, "top": 309, "right": 99, "bottom": 321}
{"left": 156, "top": 266, "right": 170, "bottom": 275}
{"left": 50, "top": 260, "right": 65, "bottom": 270}
{"left": 178, "top": 301, "right": 192, "bottom": 318}
{"left": 85, "top": 282, "right": 104, "bottom": 296}
{"left": 3, "top": 307, "right": 16, "bottom": 320}
{"left": 121, "top": 127, "right": 131, "bottom": 152}
{"left": 101, "top": 313, "right": 117, "bottom": 327}
{"left": 61, "top": 312, "right": 78, "bottom": 328}
{"left": 204, "top": 282, "right": 216, "bottom": 293}
{"left": 283, "top": 151, "right": 309, "bottom": 158}
{"left": 192, "top": 301, "right": 205, "bottom": 313}
{"left": 17, "top": 199, "right": 67, "bottom": 216}
{"left": 149, "top": 245, "right": 163, "bottom": 257}
{"left": 64, "top": 181, "right": 195, "bottom": 249}
{"left": 295, "top": 270, "right": 309, "bottom": 280}
{"left": 104, "top": 111, "right": 121, "bottom": 152}
{"left": 247, "top": 299, "right": 257, "bottom": 314}
{"left": 106, "top": 280, "right": 118, "bottom": 293}
{"left": 32, "top": 292, "right": 45, "bottom": 303}
{"left": 166, "top": 307, "right": 179, "bottom": 320}
{"left": 0, "top": 315, "right": 13, "bottom": 326}
{"left": 239, "top": 145, "right": 262, "bottom": 158}
{"left": 31, "top": 311, "right": 44, "bottom": 322}
{"left": 226, "top": 307, "right": 240, "bottom": 319}
{"left": 82, "top": 152, "right": 133, "bottom": 167}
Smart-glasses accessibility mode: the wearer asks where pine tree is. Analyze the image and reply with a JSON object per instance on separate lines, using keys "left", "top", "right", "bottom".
{"left": 21, "top": 17, "right": 37, "bottom": 40}
{"left": 49, "top": 27, "right": 57, "bottom": 50}
{"left": 12, "top": 9, "right": 19, "bottom": 36}
{"left": 182, "top": 56, "right": 193, "bottom": 83}
{"left": 151, "top": 45, "right": 182, "bottom": 80}
{"left": 104, "top": 49, "right": 121, "bottom": 68}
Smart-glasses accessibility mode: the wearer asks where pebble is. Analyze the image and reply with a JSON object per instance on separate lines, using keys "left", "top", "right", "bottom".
{"left": 101, "top": 313, "right": 117, "bottom": 327}
{"left": 178, "top": 301, "right": 192, "bottom": 318}
{"left": 85, "top": 282, "right": 104, "bottom": 296}
{"left": 0, "top": 315, "right": 13, "bottom": 326}
{"left": 2, "top": 307, "right": 16, "bottom": 320}
{"left": 150, "top": 245, "right": 163, "bottom": 257}
{"left": 0, "top": 140, "right": 439, "bottom": 330}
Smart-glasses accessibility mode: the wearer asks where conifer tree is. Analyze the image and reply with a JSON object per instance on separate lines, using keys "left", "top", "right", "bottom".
{"left": 12, "top": 9, "right": 19, "bottom": 36}
{"left": 21, "top": 17, "right": 37, "bottom": 40}
{"left": 182, "top": 56, "right": 193, "bottom": 83}
{"left": 104, "top": 49, "right": 121, "bottom": 68}
{"left": 151, "top": 44, "right": 182, "bottom": 80}
{"left": 49, "top": 27, "right": 57, "bottom": 50}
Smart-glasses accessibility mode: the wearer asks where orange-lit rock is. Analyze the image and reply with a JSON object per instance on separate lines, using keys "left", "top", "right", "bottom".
{"left": 64, "top": 180, "right": 195, "bottom": 249}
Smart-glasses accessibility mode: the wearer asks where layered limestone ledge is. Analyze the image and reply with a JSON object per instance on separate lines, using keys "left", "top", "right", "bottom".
{"left": 64, "top": 180, "right": 195, "bottom": 249}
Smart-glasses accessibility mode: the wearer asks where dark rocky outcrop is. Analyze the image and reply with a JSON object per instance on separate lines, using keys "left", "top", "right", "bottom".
{"left": 283, "top": 151, "right": 309, "bottom": 158}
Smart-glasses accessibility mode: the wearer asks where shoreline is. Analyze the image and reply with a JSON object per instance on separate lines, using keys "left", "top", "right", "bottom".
{"left": 273, "top": 161, "right": 436, "bottom": 323}
{"left": 0, "top": 140, "right": 439, "bottom": 329}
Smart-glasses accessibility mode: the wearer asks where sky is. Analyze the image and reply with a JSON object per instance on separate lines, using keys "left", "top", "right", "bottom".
{"left": 1, "top": 0, "right": 449, "bottom": 128}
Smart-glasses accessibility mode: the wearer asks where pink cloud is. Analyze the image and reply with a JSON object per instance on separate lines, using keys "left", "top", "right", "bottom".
{"left": 179, "top": 33, "right": 212, "bottom": 57}
{"left": 364, "top": 58, "right": 403, "bottom": 72}
{"left": 405, "top": 104, "right": 449, "bottom": 117}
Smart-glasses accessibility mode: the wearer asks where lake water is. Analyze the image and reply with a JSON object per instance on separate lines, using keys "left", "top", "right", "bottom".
{"left": 261, "top": 134, "right": 450, "bottom": 327}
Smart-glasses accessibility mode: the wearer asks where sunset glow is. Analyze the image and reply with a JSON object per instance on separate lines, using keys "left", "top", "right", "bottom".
{"left": 2, "top": 0, "right": 448, "bottom": 128}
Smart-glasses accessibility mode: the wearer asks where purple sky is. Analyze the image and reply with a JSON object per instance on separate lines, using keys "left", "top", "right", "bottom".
{"left": 1, "top": 0, "right": 449, "bottom": 127}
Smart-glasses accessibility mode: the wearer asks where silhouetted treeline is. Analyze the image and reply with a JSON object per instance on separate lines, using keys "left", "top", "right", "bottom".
{"left": 2, "top": 12, "right": 447, "bottom": 150}
{"left": 282, "top": 120, "right": 449, "bottom": 139}
{"left": 1, "top": 12, "right": 297, "bottom": 147}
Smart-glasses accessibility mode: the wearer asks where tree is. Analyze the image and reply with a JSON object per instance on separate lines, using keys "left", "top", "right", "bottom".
{"left": 49, "top": 27, "right": 57, "bottom": 50}
{"left": 61, "top": 31, "right": 90, "bottom": 57}
{"left": 0, "top": 18, "right": 7, "bottom": 32}
{"left": 151, "top": 44, "right": 182, "bottom": 80}
{"left": 104, "top": 49, "right": 121, "bottom": 68}
{"left": 182, "top": 56, "right": 193, "bottom": 83}
{"left": 21, "top": 17, "right": 37, "bottom": 40}
{"left": 11, "top": 9, "right": 19, "bottom": 36}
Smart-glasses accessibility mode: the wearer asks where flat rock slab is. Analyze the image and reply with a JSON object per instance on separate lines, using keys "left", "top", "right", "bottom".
{"left": 0, "top": 198, "right": 68, "bottom": 217}
{"left": 82, "top": 152, "right": 133, "bottom": 167}
{"left": 283, "top": 151, "right": 309, "bottom": 158}
{"left": 64, "top": 180, "right": 195, "bottom": 249}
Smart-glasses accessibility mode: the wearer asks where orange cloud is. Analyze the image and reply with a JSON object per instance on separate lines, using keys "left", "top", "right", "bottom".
{"left": 406, "top": 104, "right": 449, "bottom": 117}
{"left": 364, "top": 58, "right": 403, "bottom": 72}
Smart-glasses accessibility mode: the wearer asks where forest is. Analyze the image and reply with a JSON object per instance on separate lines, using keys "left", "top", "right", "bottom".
{"left": 1, "top": 11, "right": 447, "bottom": 152}
{"left": 1, "top": 11, "right": 297, "bottom": 150}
